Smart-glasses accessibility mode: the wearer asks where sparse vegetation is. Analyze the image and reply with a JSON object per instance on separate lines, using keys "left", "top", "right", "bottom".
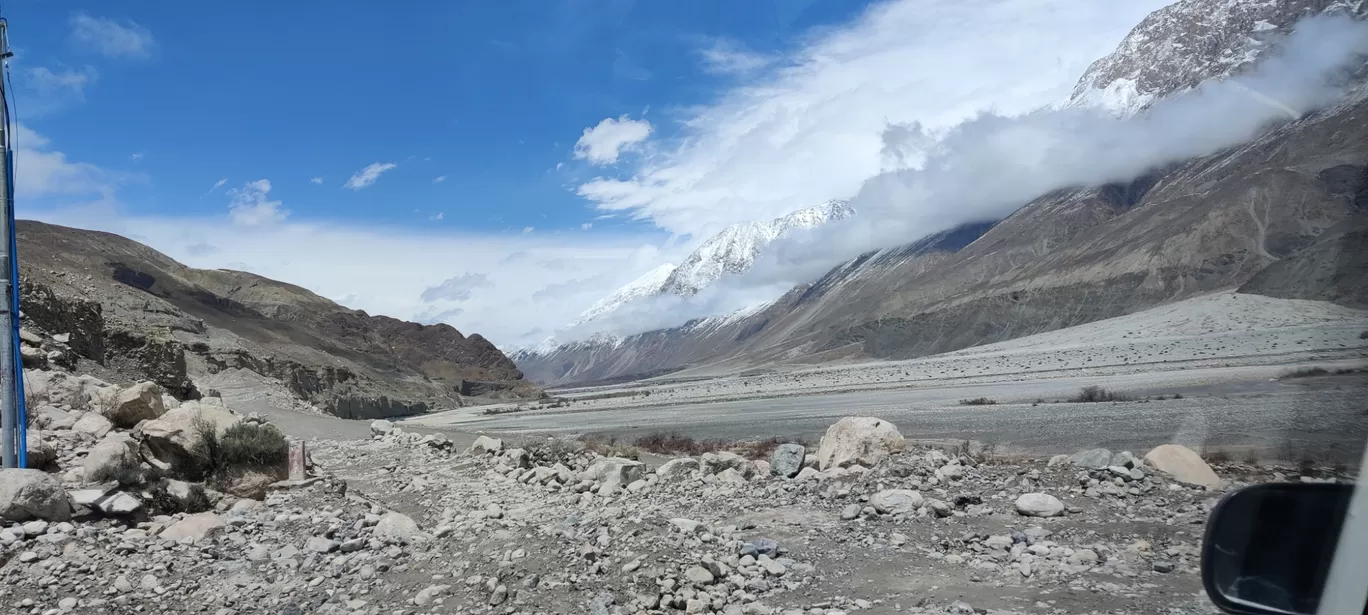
{"left": 628, "top": 431, "right": 806, "bottom": 460}
{"left": 577, "top": 434, "right": 642, "bottom": 460}
{"left": 1201, "top": 448, "right": 1231, "bottom": 464}
{"left": 190, "top": 419, "right": 289, "bottom": 483}
{"left": 958, "top": 397, "right": 997, "bottom": 406}
{"left": 147, "top": 479, "right": 212, "bottom": 513}
{"left": 1280, "top": 366, "right": 1329, "bottom": 379}
{"left": 1069, "top": 386, "right": 1132, "bottom": 403}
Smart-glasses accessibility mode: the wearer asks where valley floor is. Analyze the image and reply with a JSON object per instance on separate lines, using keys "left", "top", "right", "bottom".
{"left": 405, "top": 293, "right": 1368, "bottom": 463}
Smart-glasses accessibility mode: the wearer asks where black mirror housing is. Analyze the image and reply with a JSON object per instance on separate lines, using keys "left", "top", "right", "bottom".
{"left": 1202, "top": 483, "right": 1354, "bottom": 615}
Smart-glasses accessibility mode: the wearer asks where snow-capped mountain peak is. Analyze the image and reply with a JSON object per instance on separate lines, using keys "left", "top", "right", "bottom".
{"left": 1068, "top": 0, "right": 1367, "bottom": 116}
{"left": 571, "top": 263, "right": 677, "bottom": 326}
{"left": 661, "top": 199, "right": 855, "bottom": 296}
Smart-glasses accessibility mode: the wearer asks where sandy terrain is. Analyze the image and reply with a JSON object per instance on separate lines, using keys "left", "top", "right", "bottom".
{"left": 404, "top": 293, "right": 1368, "bottom": 461}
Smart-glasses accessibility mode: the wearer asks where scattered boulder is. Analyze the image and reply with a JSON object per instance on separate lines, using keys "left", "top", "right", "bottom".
{"left": 160, "top": 512, "right": 226, "bottom": 542}
{"left": 98, "top": 492, "right": 144, "bottom": 516}
{"left": 103, "top": 381, "right": 166, "bottom": 428}
{"left": 814, "top": 417, "right": 905, "bottom": 470}
{"left": 501, "top": 448, "right": 531, "bottom": 469}
{"left": 374, "top": 511, "right": 427, "bottom": 544}
{"left": 769, "top": 443, "right": 806, "bottom": 478}
{"left": 72, "top": 413, "right": 114, "bottom": 439}
{"left": 34, "top": 406, "right": 76, "bottom": 431}
{"left": 870, "top": 489, "right": 924, "bottom": 515}
{"left": 1015, "top": 492, "right": 1065, "bottom": 517}
{"left": 225, "top": 470, "right": 277, "bottom": 500}
{"left": 700, "top": 451, "right": 749, "bottom": 476}
{"left": 582, "top": 457, "right": 643, "bottom": 490}
{"left": 657, "top": 458, "right": 699, "bottom": 481}
{"left": 1068, "top": 448, "right": 1113, "bottom": 470}
{"left": 465, "top": 435, "right": 503, "bottom": 456}
{"left": 83, "top": 432, "right": 142, "bottom": 484}
{"left": 0, "top": 469, "right": 71, "bottom": 522}
{"left": 1143, "top": 444, "right": 1220, "bottom": 488}
{"left": 369, "top": 420, "right": 394, "bottom": 436}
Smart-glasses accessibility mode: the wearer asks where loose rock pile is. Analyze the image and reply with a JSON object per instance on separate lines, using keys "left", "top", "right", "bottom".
{"left": 1, "top": 402, "right": 1340, "bottom": 615}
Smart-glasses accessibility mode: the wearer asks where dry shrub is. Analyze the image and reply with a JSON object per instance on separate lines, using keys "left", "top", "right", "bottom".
{"left": 959, "top": 397, "right": 997, "bottom": 406}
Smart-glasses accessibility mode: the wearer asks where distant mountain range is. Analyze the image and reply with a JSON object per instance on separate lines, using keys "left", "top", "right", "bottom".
{"left": 517, "top": 0, "right": 1368, "bottom": 387}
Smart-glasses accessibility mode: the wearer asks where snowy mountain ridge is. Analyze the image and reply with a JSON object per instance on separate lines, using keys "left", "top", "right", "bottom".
{"left": 660, "top": 199, "right": 855, "bottom": 296}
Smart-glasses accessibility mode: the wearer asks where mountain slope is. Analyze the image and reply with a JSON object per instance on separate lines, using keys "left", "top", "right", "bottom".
{"left": 518, "top": 80, "right": 1368, "bottom": 386}
{"left": 1070, "top": 0, "right": 1367, "bottom": 115}
{"left": 17, "top": 221, "right": 541, "bottom": 418}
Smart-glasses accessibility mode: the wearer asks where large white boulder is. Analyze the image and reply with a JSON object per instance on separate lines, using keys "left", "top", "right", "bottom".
{"left": 135, "top": 400, "right": 241, "bottom": 470}
{"left": 101, "top": 381, "right": 166, "bottom": 428}
{"left": 814, "top": 417, "right": 905, "bottom": 470}
{"left": 83, "top": 432, "right": 142, "bottom": 484}
{"left": 1015, "top": 493, "right": 1065, "bottom": 517}
{"left": 1143, "top": 444, "right": 1221, "bottom": 489}
{"left": 369, "top": 420, "right": 394, "bottom": 436}
{"left": 0, "top": 469, "right": 72, "bottom": 522}
{"left": 24, "top": 371, "right": 116, "bottom": 411}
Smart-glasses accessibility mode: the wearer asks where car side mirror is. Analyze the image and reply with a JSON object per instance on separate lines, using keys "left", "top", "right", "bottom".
{"left": 1202, "top": 483, "right": 1353, "bottom": 615}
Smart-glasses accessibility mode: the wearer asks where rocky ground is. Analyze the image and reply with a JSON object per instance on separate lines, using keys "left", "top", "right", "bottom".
{"left": 4, "top": 391, "right": 1357, "bottom": 615}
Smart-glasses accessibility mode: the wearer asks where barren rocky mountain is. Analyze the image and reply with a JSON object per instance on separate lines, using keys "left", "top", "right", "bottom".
{"left": 517, "top": 61, "right": 1368, "bottom": 387}
{"left": 15, "top": 220, "right": 541, "bottom": 419}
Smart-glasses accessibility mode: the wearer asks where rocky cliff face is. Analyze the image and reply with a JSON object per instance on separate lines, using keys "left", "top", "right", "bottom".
{"left": 16, "top": 221, "right": 541, "bottom": 418}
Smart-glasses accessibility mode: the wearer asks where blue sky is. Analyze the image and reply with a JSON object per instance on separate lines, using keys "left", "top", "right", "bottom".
{"left": 11, "top": 1, "right": 1168, "bottom": 348}
{"left": 11, "top": 1, "right": 870, "bottom": 233}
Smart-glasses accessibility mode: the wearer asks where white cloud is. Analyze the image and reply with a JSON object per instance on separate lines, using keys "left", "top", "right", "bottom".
{"left": 344, "top": 162, "right": 397, "bottom": 190}
{"left": 581, "top": 222, "right": 593, "bottom": 231}
{"left": 310, "top": 176, "right": 324, "bottom": 185}
{"left": 431, "top": 212, "right": 444, "bottom": 221}
{"left": 129, "top": 152, "right": 143, "bottom": 162}
{"left": 209, "top": 178, "right": 227, "bottom": 193}
{"left": 420, "top": 273, "right": 492, "bottom": 302}
{"left": 227, "top": 179, "right": 289, "bottom": 226}
{"left": 699, "top": 39, "right": 774, "bottom": 75}
{"left": 573, "top": 115, "right": 652, "bottom": 165}
{"left": 14, "top": 124, "right": 118, "bottom": 200}
{"left": 576, "top": 0, "right": 1170, "bottom": 238}
{"left": 69, "top": 13, "right": 155, "bottom": 59}
{"left": 433, "top": 175, "right": 447, "bottom": 183}
{"left": 522, "top": 226, "right": 535, "bottom": 234}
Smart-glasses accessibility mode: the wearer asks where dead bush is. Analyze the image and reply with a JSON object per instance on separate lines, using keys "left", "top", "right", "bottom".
{"left": 958, "top": 397, "right": 997, "bottom": 406}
